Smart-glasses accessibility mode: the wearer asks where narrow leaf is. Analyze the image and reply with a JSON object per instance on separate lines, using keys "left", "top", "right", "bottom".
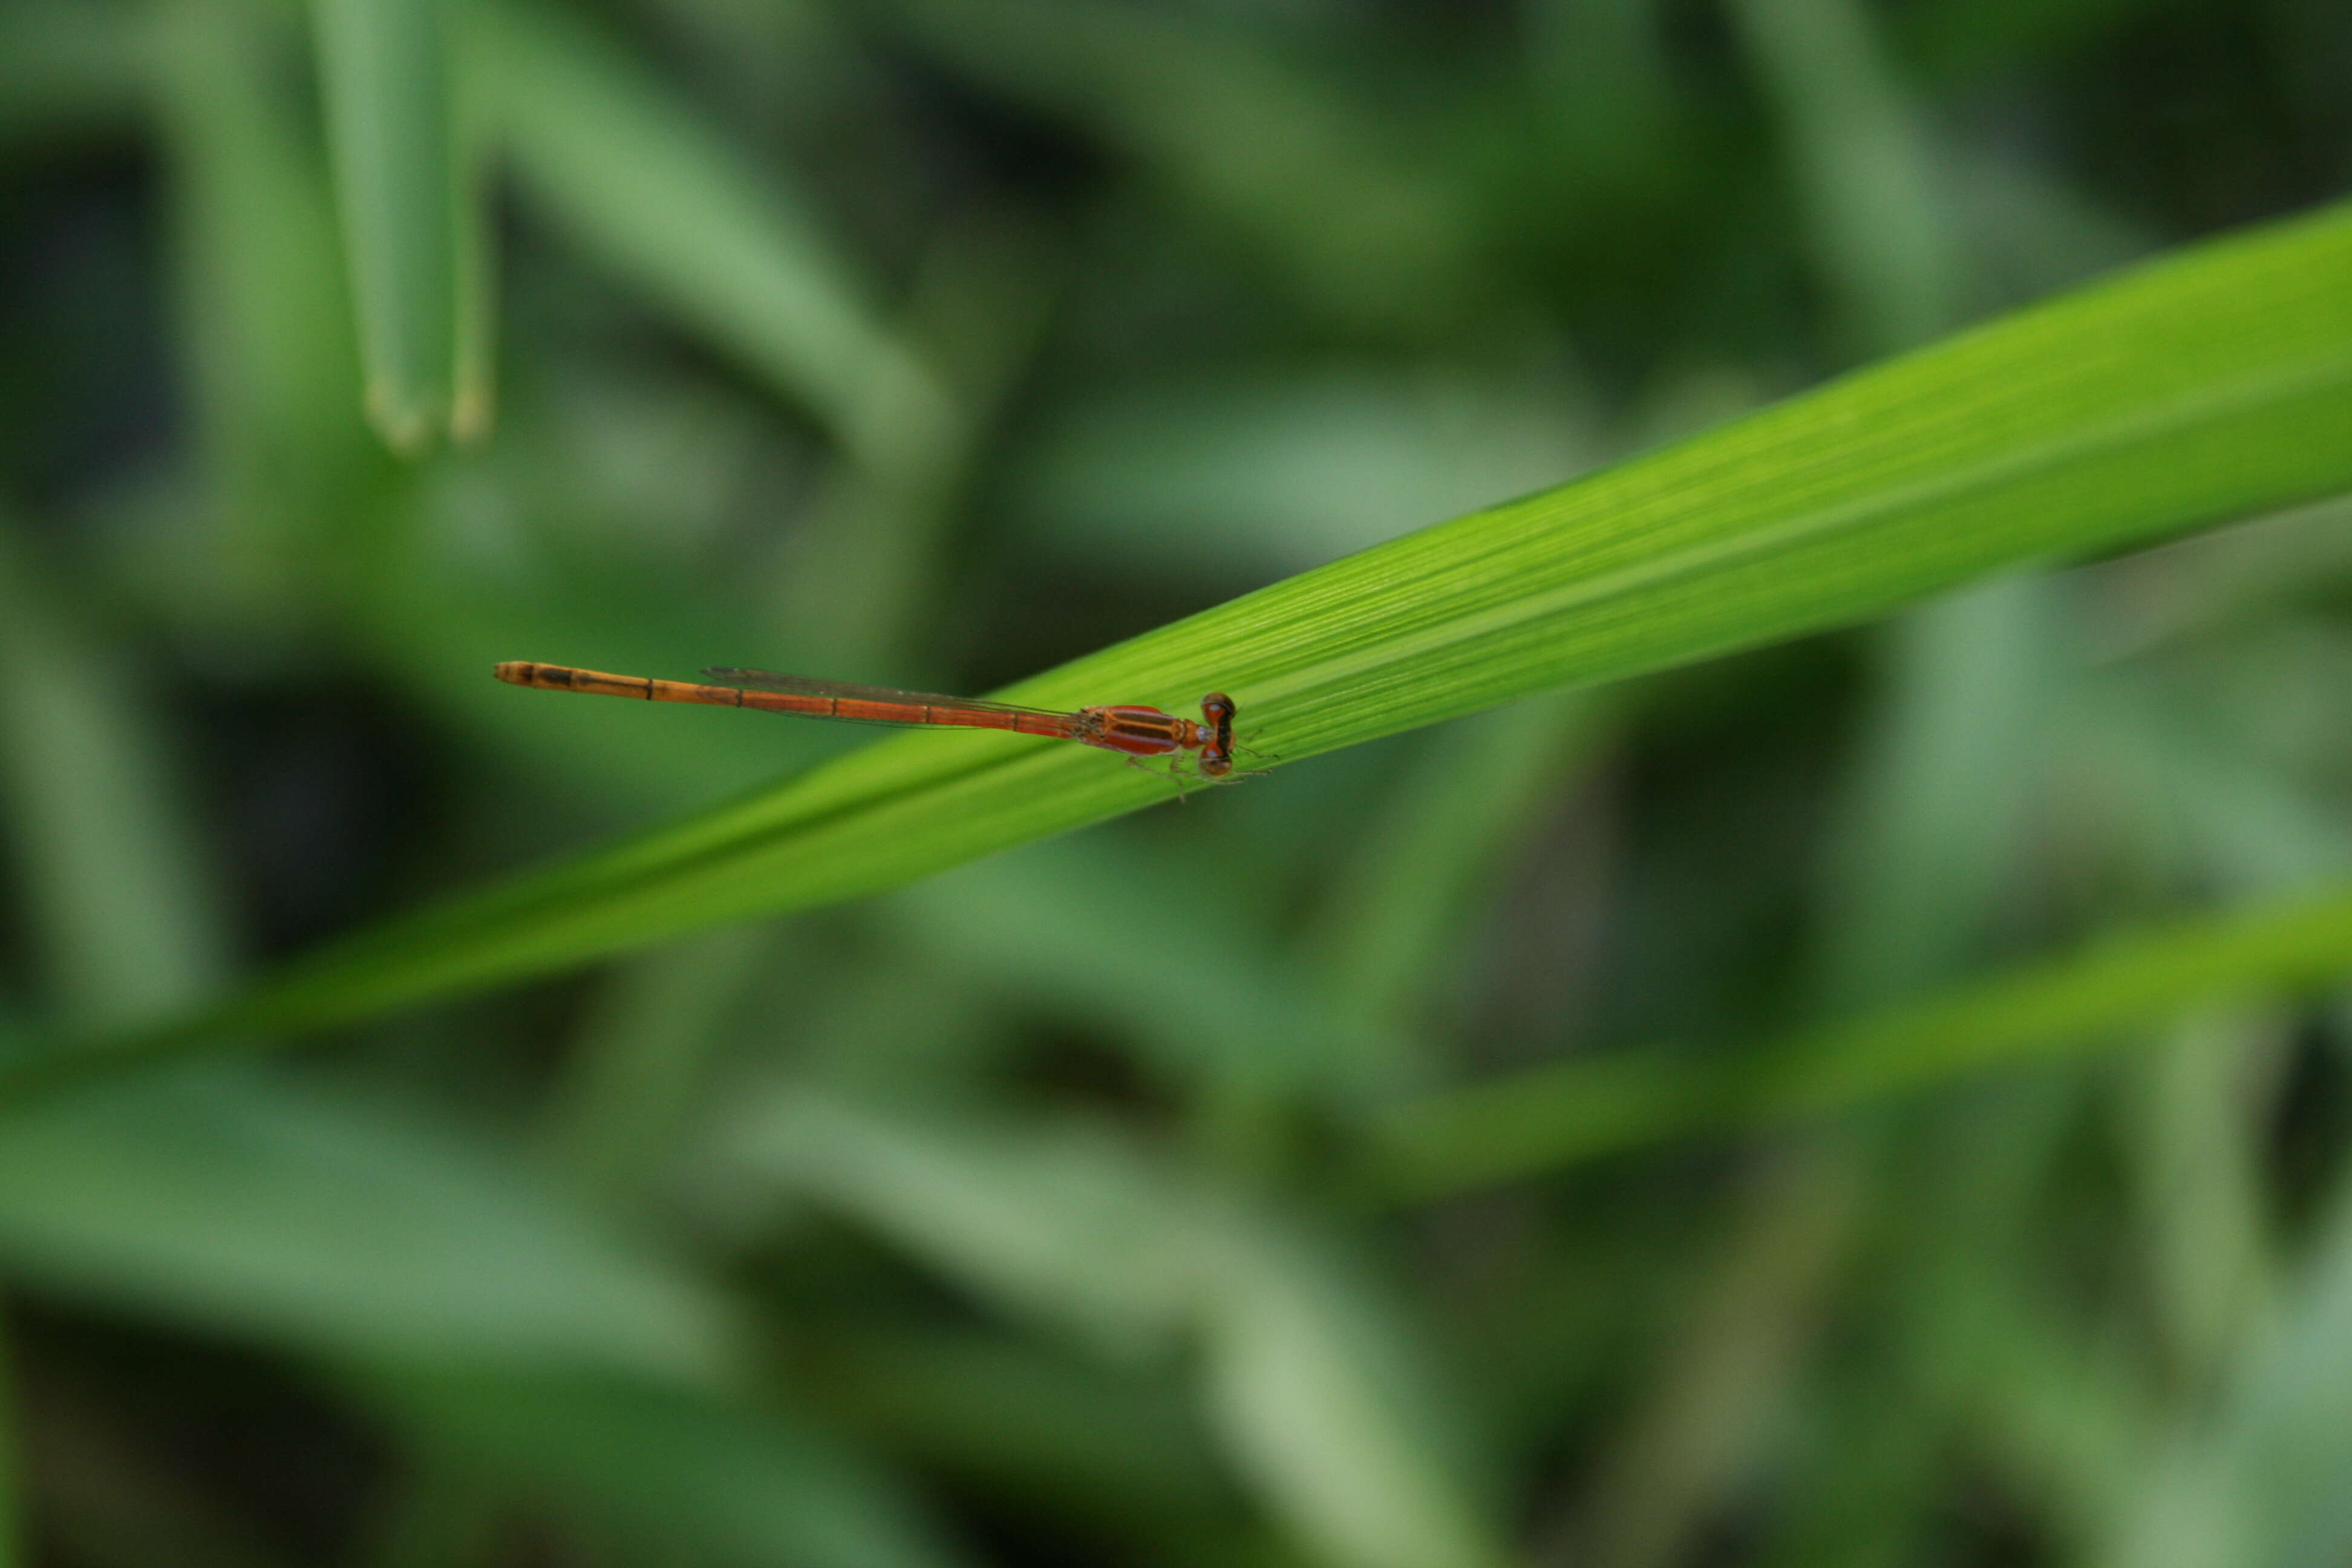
{"left": 357, "top": 1365, "right": 973, "bottom": 1568}
{"left": 0, "top": 524, "right": 227, "bottom": 1032}
{"left": 312, "top": 0, "right": 469, "bottom": 451}
{"left": 2111, "top": 1171, "right": 2352, "bottom": 1568}
{"left": 0, "top": 1071, "right": 734, "bottom": 1380}
{"left": 1194, "top": 1215, "right": 1508, "bottom": 1568}
{"left": 486, "top": 0, "right": 949, "bottom": 468}
{"left": 25, "top": 200, "right": 2352, "bottom": 1094}
{"left": 1376, "top": 883, "right": 2352, "bottom": 1196}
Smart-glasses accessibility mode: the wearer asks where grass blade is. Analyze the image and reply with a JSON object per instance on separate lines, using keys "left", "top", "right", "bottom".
{"left": 1375, "top": 883, "right": 2352, "bottom": 1197}
{"left": 699, "top": 1092, "right": 1506, "bottom": 1568}
{"left": 0, "top": 1072, "right": 734, "bottom": 1379}
{"left": 486, "top": 0, "right": 950, "bottom": 469}
{"left": 354, "top": 1365, "right": 974, "bottom": 1568}
{"left": 0, "top": 524, "right": 228, "bottom": 1032}
{"left": 312, "top": 0, "right": 471, "bottom": 451}
{"left": 2111, "top": 1166, "right": 2352, "bottom": 1568}
{"left": 1194, "top": 1216, "right": 1510, "bottom": 1568}
{"left": 24, "top": 198, "right": 2352, "bottom": 1094}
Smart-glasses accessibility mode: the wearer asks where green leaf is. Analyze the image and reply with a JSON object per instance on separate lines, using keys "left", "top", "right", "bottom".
{"left": 876, "top": 0, "right": 1477, "bottom": 330}
{"left": 1728, "top": 0, "right": 1958, "bottom": 353}
{"left": 355, "top": 1365, "right": 973, "bottom": 1568}
{"left": 2111, "top": 1169, "right": 2352, "bottom": 1568}
{"left": 150, "top": 0, "right": 381, "bottom": 612}
{"left": 694, "top": 1089, "right": 1191, "bottom": 1353}
{"left": 1013, "top": 370, "right": 1598, "bottom": 575}
{"left": 486, "top": 0, "right": 950, "bottom": 469}
{"left": 1304, "top": 689, "right": 1612, "bottom": 1060}
{"left": 542, "top": 926, "right": 777, "bottom": 1206}
{"left": 0, "top": 1071, "right": 734, "bottom": 1381}
{"left": 697, "top": 1093, "right": 1507, "bottom": 1568}
{"left": 799, "top": 1325, "right": 1245, "bottom": 1546}
{"left": 885, "top": 838, "right": 1351, "bottom": 1098}
{"left": 312, "top": 0, "right": 477, "bottom": 452}
{"left": 1374, "top": 883, "right": 2352, "bottom": 1197}
{"left": 0, "top": 524, "right": 228, "bottom": 1033}
{"left": 1810, "top": 575, "right": 2059, "bottom": 1012}
{"left": 1192, "top": 1215, "right": 1509, "bottom": 1568}
{"left": 28, "top": 198, "right": 2352, "bottom": 1093}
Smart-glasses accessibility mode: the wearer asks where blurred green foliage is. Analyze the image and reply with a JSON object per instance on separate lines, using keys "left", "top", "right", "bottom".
{"left": 3, "top": 0, "right": 2352, "bottom": 1566}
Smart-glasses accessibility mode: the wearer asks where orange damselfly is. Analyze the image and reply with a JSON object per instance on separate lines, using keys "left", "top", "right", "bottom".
{"left": 494, "top": 662, "right": 1239, "bottom": 780}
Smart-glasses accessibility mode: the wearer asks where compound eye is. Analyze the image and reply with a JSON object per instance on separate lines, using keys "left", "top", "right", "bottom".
{"left": 1198, "top": 750, "right": 1233, "bottom": 778}
{"left": 1201, "top": 693, "right": 1235, "bottom": 723}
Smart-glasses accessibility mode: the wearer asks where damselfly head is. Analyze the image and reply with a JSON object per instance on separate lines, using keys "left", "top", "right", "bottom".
{"left": 1196, "top": 693, "right": 1237, "bottom": 777}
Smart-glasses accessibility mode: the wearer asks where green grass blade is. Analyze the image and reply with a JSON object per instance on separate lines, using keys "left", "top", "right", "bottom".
{"left": 312, "top": 0, "right": 469, "bottom": 452}
{"left": 541, "top": 926, "right": 774, "bottom": 1207}
{"left": 0, "top": 1073, "right": 734, "bottom": 1379}
{"left": 445, "top": 0, "right": 495, "bottom": 444}
{"left": 1305, "top": 689, "right": 1611, "bottom": 1062}
{"left": 152, "top": 0, "right": 381, "bottom": 593}
{"left": 1728, "top": 0, "right": 1958, "bottom": 352}
{"left": 697, "top": 1093, "right": 1508, "bottom": 1568}
{"left": 0, "top": 523, "right": 229, "bottom": 1033}
{"left": 697, "top": 1091, "right": 1192, "bottom": 1351}
{"left": 1193, "top": 1216, "right": 1511, "bottom": 1568}
{"left": 24, "top": 198, "right": 2352, "bottom": 1094}
{"left": 1812, "top": 575, "right": 2059, "bottom": 1012}
{"left": 800, "top": 1327, "right": 1244, "bottom": 1547}
{"left": 352, "top": 1365, "right": 975, "bottom": 1568}
{"left": 878, "top": 0, "right": 1474, "bottom": 330}
{"left": 486, "top": 0, "right": 950, "bottom": 469}
{"left": 2111, "top": 1166, "right": 2352, "bottom": 1568}
{"left": 2119, "top": 1011, "right": 2277, "bottom": 1385}
{"left": 1374, "top": 883, "right": 2352, "bottom": 1197}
